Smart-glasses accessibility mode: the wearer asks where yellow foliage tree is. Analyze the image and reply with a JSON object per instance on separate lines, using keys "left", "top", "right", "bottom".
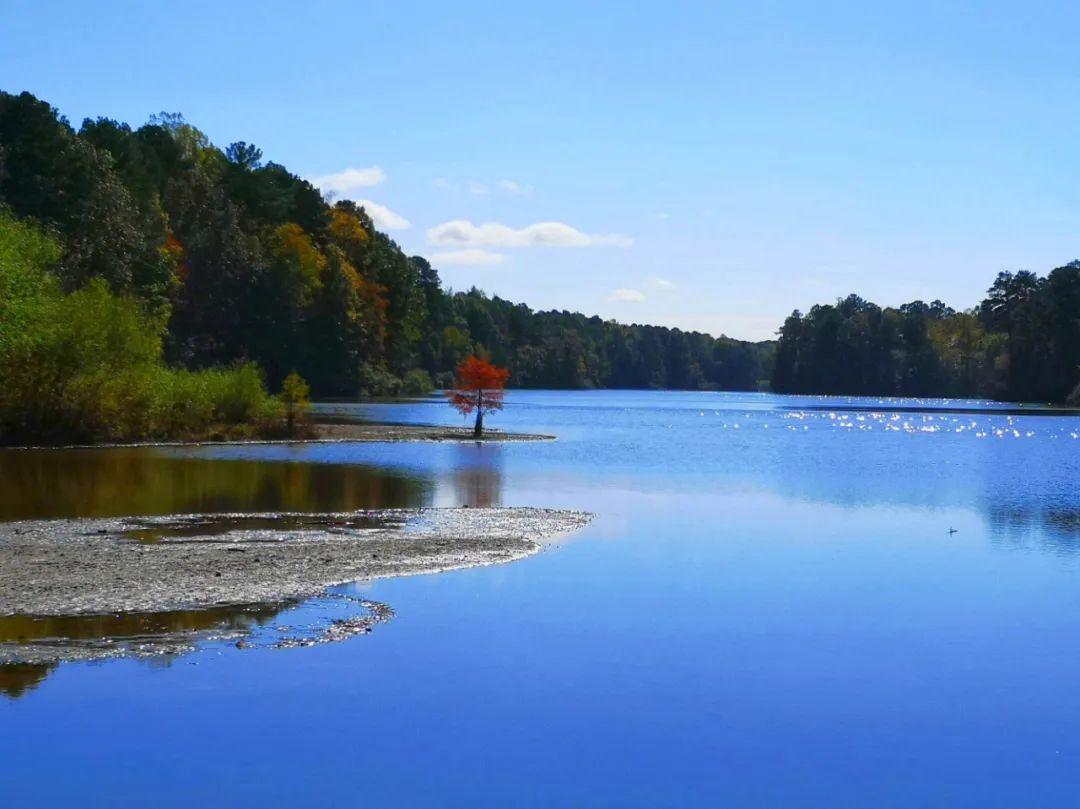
{"left": 268, "top": 223, "right": 325, "bottom": 306}
{"left": 281, "top": 371, "right": 311, "bottom": 434}
{"left": 329, "top": 208, "right": 369, "bottom": 247}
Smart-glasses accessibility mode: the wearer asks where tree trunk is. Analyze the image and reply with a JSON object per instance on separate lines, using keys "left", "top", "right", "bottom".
{"left": 474, "top": 408, "right": 483, "bottom": 437}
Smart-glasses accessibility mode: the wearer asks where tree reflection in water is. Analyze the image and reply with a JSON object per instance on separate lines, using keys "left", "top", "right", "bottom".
{"left": 0, "top": 447, "right": 434, "bottom": 699}
{"left": 0, "top": 602, "right": 289, "bottom": 699}
{"left": 0, "top": 447, "right": 434, "bottom": 520}
{"left": 0, "top": 594, "right": 391, "bottom": 700}
{"left": 0, "top": 663, "right": 57, "bottom": 699}
{"left": 451, "top": 443, "right": 504, "bottom": 507}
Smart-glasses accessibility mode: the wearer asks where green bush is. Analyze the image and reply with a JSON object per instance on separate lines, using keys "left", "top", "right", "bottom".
{"left": 359, "top": 363, "right": 402, "bottom": 397}
{"left": 145, "top": 365, "right": 278, "bottom": 439}
{"left": 401, "top": 369, "right": 434, "bottom": 396}
{"left": 0, "top": 210, "right": 280, "bottom": 444}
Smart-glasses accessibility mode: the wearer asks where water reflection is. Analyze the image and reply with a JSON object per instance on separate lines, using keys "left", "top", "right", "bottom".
{"left": 0, "top": 603, "right": 287, "bottom": 699}
{"left": 450, "top": 444, "right": 504, "bottom": 507}
{"left": 985, "top": 506, "right": 1080, "bottom": 555}
{"left": 0, "top": 603, "right": 285, "bottom": 645}
{"left": 0, "top": 593, "right": 393, "bottom": 699}
{"left": 0, "top": 663, "right": 56, "bottom": 699}
{"left": 0, "top": 443, "right": 510, "bottom": 698}
{"left": 0, "top": 448, "right": 433, "bottom": 520}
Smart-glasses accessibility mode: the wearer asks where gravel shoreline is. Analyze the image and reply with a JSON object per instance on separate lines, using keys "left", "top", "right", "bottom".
{"left": 0, "top": 507, "right": 591, "bottom": 616}
{"left": 4, "top": 423, "right": 554, "bottom": 451}
{"left": 312, "top": 422, "right": 554, "bottom": 442}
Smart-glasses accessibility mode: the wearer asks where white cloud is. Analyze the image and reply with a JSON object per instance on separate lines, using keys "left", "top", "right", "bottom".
{"left": 309, "top": 166, "right": 386, "bottom": 195}
{"left": 497, "top": 179, "right": 532, "bottom": 195}
{"left": 468, "top": 181, "right": 491, "bottom": 196}
{"left": 608, "top": 288, "right": 647, "bottom": 303}
{"left": 649, "top": 277, "right": 676, "bottom": 292}
{"left": 430, "top": 249, "right": 506, "bottom": 266}
{"left": 427, "top": 220, "right": 633, "bottom": 249}
{"left": 356, "top": 200, "right": 410, "bottom": 231}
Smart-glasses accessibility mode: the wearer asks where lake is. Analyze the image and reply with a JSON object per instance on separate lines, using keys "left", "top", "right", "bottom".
{"left": 3, "top": 390, "right": 1080, "bottom": 807}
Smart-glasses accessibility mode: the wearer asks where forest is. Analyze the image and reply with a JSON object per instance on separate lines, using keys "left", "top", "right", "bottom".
{"left": 772, "top": 264, "right": 1080, "bottom": 404}
{"left": 4, "top": 87, "right": 1078, "bottom": 435}
{"left": 0, "top": 90, "right": 772, "bottom": 416}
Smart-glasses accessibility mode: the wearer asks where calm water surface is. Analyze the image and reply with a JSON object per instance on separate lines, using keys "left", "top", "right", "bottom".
{"left": 3, "top": 391, "right": 1080, "bottom": 806}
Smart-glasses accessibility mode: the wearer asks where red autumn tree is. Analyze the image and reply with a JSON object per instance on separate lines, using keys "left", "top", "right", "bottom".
{"left": 447, "top": 355, "right": 510, "bottom": 437}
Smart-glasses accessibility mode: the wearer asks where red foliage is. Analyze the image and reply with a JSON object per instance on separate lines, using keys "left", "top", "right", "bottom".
{"left": 447, "top": 355, "right": 510, "bottom": 416}
{"left": 164, "top": 232, "right": 188, "bottom": 281}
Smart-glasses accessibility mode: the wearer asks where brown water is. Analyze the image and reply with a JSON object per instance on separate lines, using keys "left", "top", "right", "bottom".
{"left": 0, "top": 604, "right": 284, "bottom": 645}
{"left": 0, "top": 663, "right": 56, "bottom": 699}
{"left": 0, "top": 602, "right": 289, "bottom": 697}
{"left": 0, "top": 446, "right": 432, "bottom": 520}
{"left": 0, "top": 593, "right": 393, "bottom": 697}
{"left": 0, "top": 446, "right": 431, "bottom": 690}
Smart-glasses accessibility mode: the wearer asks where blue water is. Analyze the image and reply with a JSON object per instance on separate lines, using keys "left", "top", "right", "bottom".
{"left": 4, "top": 391, "right": 1080, "bottom": 806}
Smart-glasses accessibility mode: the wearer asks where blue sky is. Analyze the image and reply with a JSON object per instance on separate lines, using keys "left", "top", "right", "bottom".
{"left": 3, "top": 0, "right": 1079, "bottom": 340}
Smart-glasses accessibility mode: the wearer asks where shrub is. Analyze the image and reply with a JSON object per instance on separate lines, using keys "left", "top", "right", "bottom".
{"left": 0, "top": 210, "right": 280, "bottom": 444}
{"left": 401, "top": 369, "right": 434, "bottom": 396}
{"left": 359, "top": 363, "right": 402, "bottom": 397}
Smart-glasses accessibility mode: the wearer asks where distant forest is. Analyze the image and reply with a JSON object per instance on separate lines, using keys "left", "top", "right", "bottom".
{"left": 3, "top": 90, "right": 1077, "bottom": 406}
{"left": 0, "top": 91, "right": 772, "bottom": 397}
{"left": 773, "top": 265, "right": 1080, "bottom": 404}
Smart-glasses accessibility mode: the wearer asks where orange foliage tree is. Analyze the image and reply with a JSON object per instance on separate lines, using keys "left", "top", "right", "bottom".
{"left": 447, "top": 355, "right": 510, "bottom": 436}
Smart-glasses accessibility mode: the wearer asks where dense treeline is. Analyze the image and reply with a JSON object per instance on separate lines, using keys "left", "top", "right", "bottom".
{"left": 449, "top": 291, "right": 773, "bottom": 390}
{"left": 773, "top": 263, "right": 1080, "bottom": 404}
{"left": 0, "top": 90, "right": 771, "bottom": 399}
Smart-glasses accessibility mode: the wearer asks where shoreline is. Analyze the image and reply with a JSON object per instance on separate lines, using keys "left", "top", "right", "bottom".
{"left": 1, "top": 421, "right": 555, "bottom": 451}
{"left": 311, "top": 422, "right": 554, "bottom": 442}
